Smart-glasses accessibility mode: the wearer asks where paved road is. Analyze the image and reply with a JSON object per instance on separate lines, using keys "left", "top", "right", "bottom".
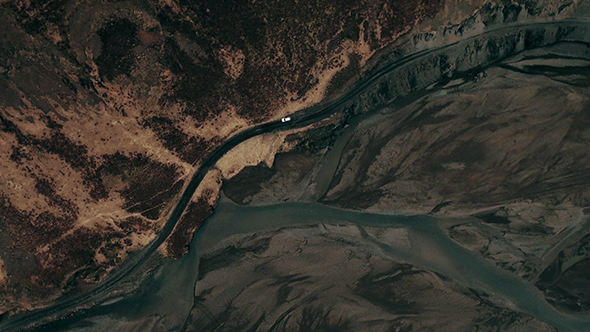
{"left": 2, "top": 18, "right": 589, "bottom": 332}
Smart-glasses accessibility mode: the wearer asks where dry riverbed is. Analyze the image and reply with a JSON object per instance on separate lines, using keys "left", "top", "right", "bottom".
{"left": 222, "top": 41, "right": 590, "bottom": 317}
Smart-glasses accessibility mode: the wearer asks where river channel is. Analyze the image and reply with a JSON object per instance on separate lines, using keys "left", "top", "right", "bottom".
{"left": 35, "top": 194, "right": 590, "bottom": 332}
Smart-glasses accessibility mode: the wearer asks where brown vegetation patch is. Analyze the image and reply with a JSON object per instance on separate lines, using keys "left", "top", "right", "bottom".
{"left": 143, "top": 116, "right": 213, "bottom": 164}
{"left": 0, "top": 192, "right": 117, "bottom": 303}
{"left": 165, "top": 198, "right": 212, "bottom": 259}
{"left": 154, "top": 0, "right": 443, "bottom": 121}
{"left": 116, "top": 216, "right": 154, "bottom": 235}
{"left": 1, "top": 175, "right": 78, "bottom": 251}
{"left": 164, "top": 170, "right": 221, "bottom": 258}
{"left": 34, "top": 225, "right": 121, "bottom": 287}
{"left": 98, "top": 152, "right": 184, "bottom": 220}
{"left": 0, "top": 114, "right": 109, "bottom": 201}
{"left": 96, "top": 18, "right": 139, "bottom": 81}
{"left": 32, "top": 131, "right": 104, "bottom": 198}
{"left": 159, "top": 41, "right": 220, "bottom": 121}
{"left": 6, "top": 0, "right": 68, "bottom": 37}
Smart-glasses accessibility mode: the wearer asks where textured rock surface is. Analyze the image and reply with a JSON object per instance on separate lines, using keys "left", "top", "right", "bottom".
{"left": 222, "top": 19, "right": 590, "bottom": 317}
{"left": 323, "top": 46, "right": 590, "bottom": 214}
{"left": 186, "top": 225, "right": 556, "bottom": 332}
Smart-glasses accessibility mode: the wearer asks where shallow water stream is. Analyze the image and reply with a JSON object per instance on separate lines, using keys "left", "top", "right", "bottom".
{"left": 39, "top": 195, "right": 590, "bottom": 332}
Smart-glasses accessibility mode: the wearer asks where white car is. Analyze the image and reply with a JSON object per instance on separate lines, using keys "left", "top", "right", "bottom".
{"left": 281, "top": 116, "right": 291, "bottom": 123}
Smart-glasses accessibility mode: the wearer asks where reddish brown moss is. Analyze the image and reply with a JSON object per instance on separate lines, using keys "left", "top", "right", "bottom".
{"left": 159, "top": 38, "right": 225, "bottom": 123}
{"left": 143, "top": 116, "right": 213, "bottom": 164}
{"left": 96, "top": 18, "right": 139, "bottom": 81}
{"left": 0, "top": 175, "right": 78, "bottom": 251}
{"left": 6, "top": 0, "right": 68, "bottom": 36}
{"left": 116, "top": 216, "right": 153, "bottom": 235}
{"left": 9, "top": 146, "right": 30, "bottom": 163}
{"left": 154, "top": 0, "right": 443, "bottom": 120}
{"left": 35, "top": 225, "right": 123, "bottom": 287}
{"left": 96, "top": 152, "right": 185, "bottom": 220}
{"left": 34, "top": 132, "right": 92, "bottom": 169}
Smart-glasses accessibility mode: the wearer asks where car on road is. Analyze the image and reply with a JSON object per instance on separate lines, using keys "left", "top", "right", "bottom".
{"left": 281, "top": 116, "right": 291, "bottom": 122}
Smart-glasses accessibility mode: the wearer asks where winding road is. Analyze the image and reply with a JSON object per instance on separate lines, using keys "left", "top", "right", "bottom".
{"left": 2, "top": 18, "right": 590, "bottom": 332}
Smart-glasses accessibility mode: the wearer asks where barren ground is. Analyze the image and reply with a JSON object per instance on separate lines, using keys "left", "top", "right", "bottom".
{"left": 0, "top": 0, "right": 586, "bottom": 318}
